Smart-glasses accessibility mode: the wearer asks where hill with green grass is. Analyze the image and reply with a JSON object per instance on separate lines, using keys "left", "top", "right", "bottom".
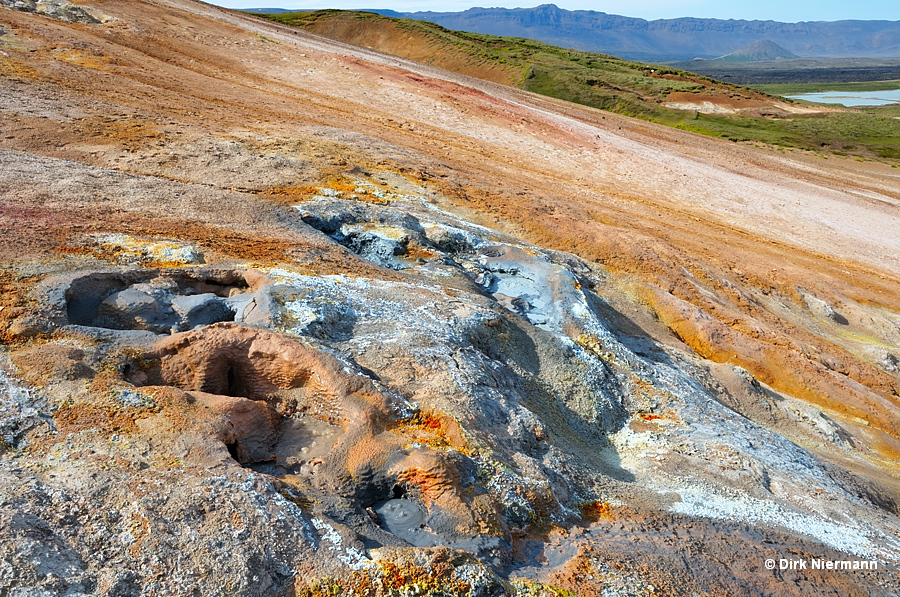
{"left": 255, "top": 10, "right": 900, "bottom": 161}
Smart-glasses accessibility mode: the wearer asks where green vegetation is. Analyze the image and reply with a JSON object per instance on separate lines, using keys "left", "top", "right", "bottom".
{"left": 750, "top": 80, "right": 900, "bottom": 95}
{"left": 256, "top": 10, "right": 900, "bottom": 162}
{"left": 669, "top": 111, "right": 900, "bottom": 159}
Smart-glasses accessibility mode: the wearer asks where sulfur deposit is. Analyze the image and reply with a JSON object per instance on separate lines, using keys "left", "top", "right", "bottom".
{"left": 1, "top": 0, "right": 899, "bottom": 595}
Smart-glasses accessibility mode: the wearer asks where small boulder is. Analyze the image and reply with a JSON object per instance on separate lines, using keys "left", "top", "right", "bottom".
{"left": 95, "top": 288, "right": 163, "bottom": 330}
{"left": 1, "top": 0, "right": 101, "bottom": 23}
{"left": 7, "top": 315, "right": 52, "bottom": 338}
{"left": 171, "top": 293, "right": 234, "bottom": 330}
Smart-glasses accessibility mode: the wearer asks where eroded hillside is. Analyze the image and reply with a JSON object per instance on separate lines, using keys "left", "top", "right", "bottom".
{"left": 260, "top": 10, "right": 900, "bottom": 161}
{"left": 1, "top": 1, "right": 900, "bottom": 595}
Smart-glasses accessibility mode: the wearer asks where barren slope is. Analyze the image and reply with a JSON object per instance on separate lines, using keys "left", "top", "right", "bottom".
{"left": 1, "top": 1, "right": 900, "bottom": 595}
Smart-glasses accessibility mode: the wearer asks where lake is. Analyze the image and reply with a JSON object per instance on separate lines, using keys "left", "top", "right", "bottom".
{"left": 785, "top": 89, "right": 900, "bottom": 107}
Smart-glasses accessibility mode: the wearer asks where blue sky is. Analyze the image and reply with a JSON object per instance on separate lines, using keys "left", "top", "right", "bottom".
{"left": 217, "top": 0, "right": 900, "bottom": 22}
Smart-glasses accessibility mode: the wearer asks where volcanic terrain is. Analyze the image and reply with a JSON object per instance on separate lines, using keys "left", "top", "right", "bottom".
{"left": 1, "top": 1, "right": 899, "bottom": 596}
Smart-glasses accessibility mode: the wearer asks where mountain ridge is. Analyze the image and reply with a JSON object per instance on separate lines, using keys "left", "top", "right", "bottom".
{"left": 715, "top": 39, "right": 799, "bottom": 62}
{"left": 373, "top": 4, "right": 900, "bottom": 61}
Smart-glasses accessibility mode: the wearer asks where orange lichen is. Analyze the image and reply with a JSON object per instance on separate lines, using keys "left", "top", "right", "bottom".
{"left": 355, "top": 193, "right": 393, "bottom": 205}
{"left": 11, "top": 344, "right": 92, "bottom": 386}
{"left": 574, "top": 334, "right": 617, "bottom": 362}
{"left": 264, "top": 179, "right": 374, "bottom": 204}
{"left": 393, "top": 410, "right": 469, "bottom": 453}
{"left": 65, "top": 234, "right": 204, "bottom": 268}
{"left": 379, "top": 559, "right": 470, "bottom": 595}
{"left": 295, "top": 549, "right": 475, "bottom": 597}
{"left": 396, "top": 466, "right": 455, "bottom": 505}
{"left": 0, "top": 271, "right": 44, "bottom": 345}
{"left": 345, "top": 434, "right": 393, "bottom": 477}
{"left": 405, "top": 244, "right": 439, "bottom": 261}
{"left": 0, "top": 56, "right": 40, "bottom": 79}
{"left": 53, "top": 403, "right": 141, "bottom": 436}
{"left": 277, "top": 486, "right": 316, "bottom": 510}
{"left": 300, "top": 16, "right": 524, "bottom": 87}
{"left": 580, "top": 501, "right": 616, "bottom": 523}
{"left": 126, "top": 510, "right": 151, "bottom": 558}
{"left": 643, "top": 283, "right": 900, "bottom": 441}
{"left": 402, "top": 411, "right": 444, "bottom": 432}
{"left": 52, "top": 48, "right": 117, "bottom": 71}
{"left": 513, "top": 579, "right": 579, "bottom": 597}
{"left": 630, "top": 377, "right": 674, "bottom": 403}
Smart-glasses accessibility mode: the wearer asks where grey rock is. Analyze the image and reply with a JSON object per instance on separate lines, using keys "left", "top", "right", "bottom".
{"left": 171, "top": 293, "right": 235, "bottom": 330}
{"left": 802, "top": 292, "right": 849, "bottom": 325}
{"left": 114, "top": 388, "right": 157, "bottom": 410}
{"left": 0, "top": 0, "right": 100, "bottom": 24}
{"left": 224, "top": 293, "right": 255, "bottom": 323}
{"left": 236, "top": 288, "right": 277, "bottom": 328}
{"left": 0, "top": 510, "right": 90, "bottom": 595}
{"left": 94, "top": 287, "right": 165, "bottom": 331}
{"left": 7, "top": 315, "right": 52, "bottom": 338}
{"left": 1, "top": 0, "right": 36, "bottom": 12}
{"left": 340, "top": 227, "right": 409, "bottom": 268}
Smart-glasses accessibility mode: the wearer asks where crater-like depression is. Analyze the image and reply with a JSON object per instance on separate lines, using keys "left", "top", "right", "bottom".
{"left": 65, "top": 269, "right": 255, "bottom": 334}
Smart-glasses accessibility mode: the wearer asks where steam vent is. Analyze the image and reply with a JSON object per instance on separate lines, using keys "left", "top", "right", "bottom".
{"left": 1, "top": 0, "right": 899, "bottom": 595}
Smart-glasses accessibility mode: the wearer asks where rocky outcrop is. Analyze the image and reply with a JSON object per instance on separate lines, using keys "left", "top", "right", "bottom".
{"left": 7, "top": 185, "right": 898, "bottom": 593}
{"left": 0, "top": 0, "right": 100, "bottom": 23}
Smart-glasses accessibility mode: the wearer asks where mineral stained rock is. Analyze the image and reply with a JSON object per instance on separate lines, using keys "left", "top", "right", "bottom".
{"left": 1, "top": 0, "right": 899, "bottom": 595}
{"left": 0, "top": 0, "right": 100, "bottom": 23}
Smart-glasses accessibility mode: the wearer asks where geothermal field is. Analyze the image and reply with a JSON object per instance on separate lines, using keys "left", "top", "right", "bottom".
{"left": 1, "top": 0, "right": 899, "bottom": 595}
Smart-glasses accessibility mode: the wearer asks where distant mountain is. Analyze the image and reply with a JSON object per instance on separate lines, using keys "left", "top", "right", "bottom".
{"left": 715, "top": 40, "right": 799, "bottom": 62}
{"left": 385, "top": 4, "right": 900, "bottom": 61}
{"left": 238, "top": 7, "right": 292, "bottom": 13}
{"left": 240, "top": 8, "right": 408, "bottom": 16}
